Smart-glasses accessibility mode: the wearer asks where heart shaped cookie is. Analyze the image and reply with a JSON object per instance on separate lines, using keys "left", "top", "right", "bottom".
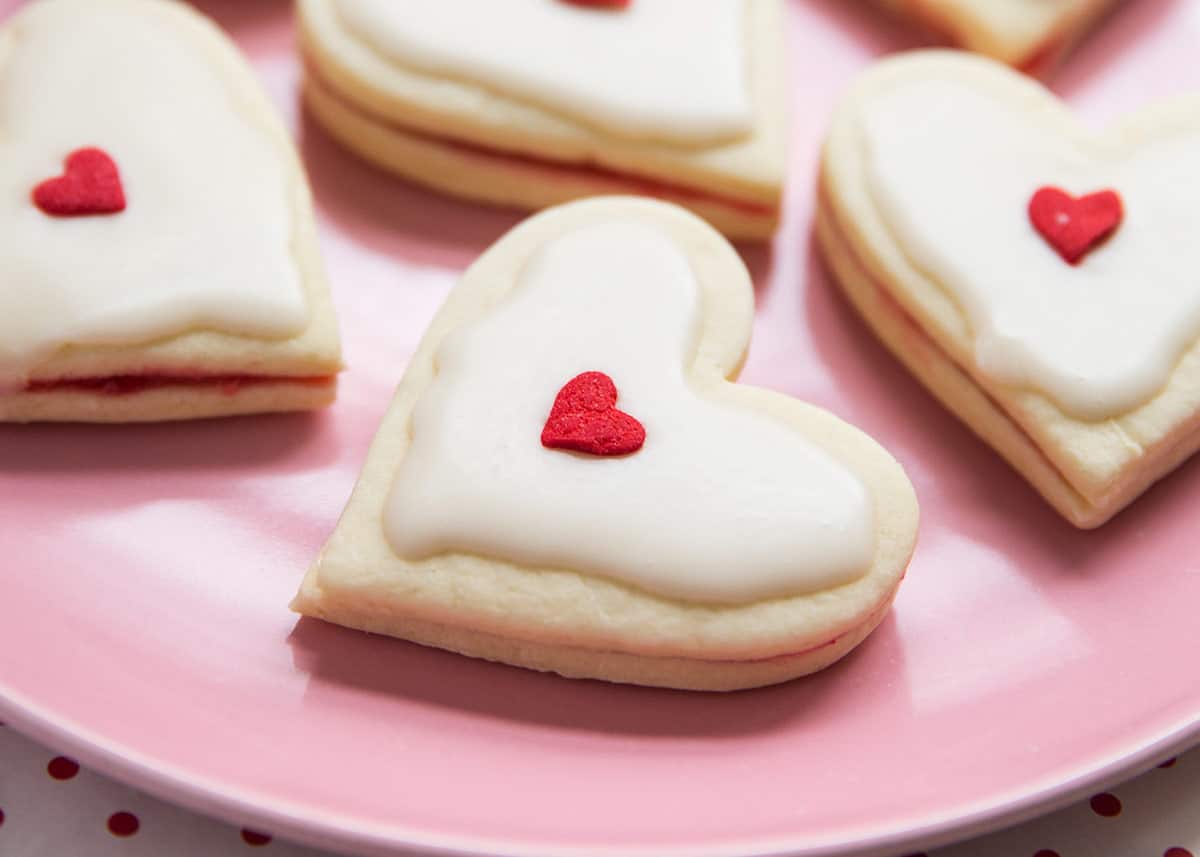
{"left": 818, "top": 51, "right": 1200, "bottom": 528}
{"left": 0, "top": 0, "right": 340, "bottom": 423}
{"left": 296, "top": 0, "right": 786, "bottom": 240}
{"left": 876, "top": 0, "right": 1116, "bottom": 68}
{"left": 295, "top": 198, "right": 918, "bottom": 691}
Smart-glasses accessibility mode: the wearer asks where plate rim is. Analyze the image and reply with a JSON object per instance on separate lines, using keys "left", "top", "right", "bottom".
{"left": 3, "top": 681, "right": 1197, "bottom": 857}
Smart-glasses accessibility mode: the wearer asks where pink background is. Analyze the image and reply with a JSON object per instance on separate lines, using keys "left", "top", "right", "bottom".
{"left": 2, "top": 1, "right": 1200, "bottom": 856}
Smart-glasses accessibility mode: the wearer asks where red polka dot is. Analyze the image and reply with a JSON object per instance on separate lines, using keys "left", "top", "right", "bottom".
{"left": 241, "top": 828, "right": 272, "bottom": 846}
{"left": 1165, "top": 849, "right": 1194, "bottom": 857}
{"left": 1159, "top": 757, "right": 1178, "bottom": 769}
{"left": 1034, "top": 850, "right": 1061, "bottom": 857}
{"left": 1089, "top": 792, "right": 1122, "bottom": 817}
{"left": 47, "top": 756, "right": 79, "bottom": 780}
{"left": 107, "top": 811, "right": 139, "bottom": 837}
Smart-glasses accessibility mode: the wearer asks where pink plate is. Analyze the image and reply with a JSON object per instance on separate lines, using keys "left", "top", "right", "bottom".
{"left": 3, "top": 1, "right": 1200, "bottom": 855}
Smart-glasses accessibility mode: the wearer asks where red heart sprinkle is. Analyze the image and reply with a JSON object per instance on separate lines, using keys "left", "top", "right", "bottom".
{"left": 559, "top": 0, "right": 631, "bottom": 8}
{"left": 33, "top": 147, "right": 126, "bottom": 217}
{"left": 541, "top": 371, "right": 645, "bottom": 456}
{"left": 1028, "top": 186, "right": 1123, "bottom": 266}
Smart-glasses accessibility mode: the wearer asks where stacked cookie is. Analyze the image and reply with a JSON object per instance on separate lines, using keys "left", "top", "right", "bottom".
{"left": 0, "top": 0, "right": 341, "bottom": 422}
{"left": 296, "top": 197, "right": 919, "bottom": 690}
{"left": 817, "top": 51, "right": 1200, "bottom": 528}
{"left": 296, "top": 0, "right": 789, "bottom": 240}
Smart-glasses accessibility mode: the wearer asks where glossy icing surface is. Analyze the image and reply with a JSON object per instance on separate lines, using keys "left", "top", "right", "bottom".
{"left": 862, "top": 80, "right": 1200, "bottom": 419}
{"left": 332, "top": 0, "right": 753, "bottom": 144}
{"left": 384, "top": 222, "right": 875, "bottom": 604}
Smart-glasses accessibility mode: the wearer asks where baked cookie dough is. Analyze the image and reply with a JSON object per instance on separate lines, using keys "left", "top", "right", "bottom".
{"left": 295, "top": 197, "right": 919, "bottom": 691}
{"left": 876, "top": 0, "right": 1116, "bottom": 69}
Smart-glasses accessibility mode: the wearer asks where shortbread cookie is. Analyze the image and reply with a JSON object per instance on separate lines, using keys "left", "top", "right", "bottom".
{"left": 0, "top": 0, "right": 341, "bottom": 423}
{"left": 818, "top": 51, "right": 1200, "bottom": 528}
{"left": 297, "top": 0, "right": 787, "bottom": 241}
{"left": 877, "top": 0, "right": 1115, "bottom": 68}
{"left": 295, "top": 198, "right": 918, "bottom": 691}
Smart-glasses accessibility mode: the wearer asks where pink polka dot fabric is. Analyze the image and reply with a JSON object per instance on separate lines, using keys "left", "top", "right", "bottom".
{"left": 1, "top": 723, "right": 1197, "bottom": 856}
{"left": 0, "top": 725, "right": 323, "bottom": 857}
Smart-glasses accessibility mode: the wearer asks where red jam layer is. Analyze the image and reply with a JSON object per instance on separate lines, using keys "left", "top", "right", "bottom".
{"left": 24, "top": 374, "right": 334, "bottom": 397}
{"left": 306, "top": 68, "right": 777, "bottom": 219}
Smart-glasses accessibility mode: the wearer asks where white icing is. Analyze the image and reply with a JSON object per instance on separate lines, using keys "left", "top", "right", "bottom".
{"left": 385, "top": 223, "right": 875, "bottom": 605}
{"left": 0, "top": 1, "right": 308, "bottom": 386}
{"left": 332, "top": 0, "right": 752, "bottom": 145}
{"left": 861, "top": 80, "right": 1200, "bottom": 420}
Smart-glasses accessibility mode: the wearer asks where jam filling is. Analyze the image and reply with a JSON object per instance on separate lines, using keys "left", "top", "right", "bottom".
{"left": 24, "top": 374, "right": 334, "bottom": 396}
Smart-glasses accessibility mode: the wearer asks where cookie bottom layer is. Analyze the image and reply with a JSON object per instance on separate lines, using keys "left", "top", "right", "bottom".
{"left": 815, "top": 198, "right": 1200, "bottom": 529}
{"left": 879, "top": 0, "right": 1115, "bottom": 70}
{"left": 292, "top": 584, "right": 899, "bottom": 693}
{"left": 3, "top": 375, "right": 337, "bottom": 422}
{"left": 302, "top": 75, "right": 780, "bottom": 242}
